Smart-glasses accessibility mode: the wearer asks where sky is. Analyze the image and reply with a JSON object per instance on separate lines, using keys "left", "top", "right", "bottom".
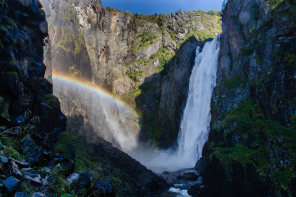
{"left": 101, "top": 0, "right": 224, "bottom": 15}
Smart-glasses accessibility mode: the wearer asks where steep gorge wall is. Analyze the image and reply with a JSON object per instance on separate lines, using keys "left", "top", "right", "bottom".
{"left": 199, "top": 0, "right": 296, "bottom": 196}
{"left": 41, "top": 0, "right": 222, "bottom": 147}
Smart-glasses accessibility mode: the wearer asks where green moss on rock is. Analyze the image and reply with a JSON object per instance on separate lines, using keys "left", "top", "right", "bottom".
{"left": 42, "top": 94, "right": 60, "bottom": 110}
{"left": 211, "top": 100, "right": 296, "bottom": 194}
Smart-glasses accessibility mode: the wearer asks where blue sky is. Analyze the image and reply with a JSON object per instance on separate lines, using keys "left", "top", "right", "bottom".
{"left": 101, "top": 0, "right": 224, "bottom": 14}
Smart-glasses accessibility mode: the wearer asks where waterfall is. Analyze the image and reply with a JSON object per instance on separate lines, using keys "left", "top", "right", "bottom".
{"left": 176, "top": 34, "right": 221, "bottom": 164}
{"left": 134, "top": 35, "right": 221, "bottom": 172}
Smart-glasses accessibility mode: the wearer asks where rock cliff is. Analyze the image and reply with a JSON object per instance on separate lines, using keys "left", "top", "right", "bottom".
{"left": 198, "top": 0, "right": 296, "bottom": 196}
{"left": 41, "top": 0, "right": 221, "bottom": 147}
{"left": 0, "top": 0, "right": 66, "bottom": 142}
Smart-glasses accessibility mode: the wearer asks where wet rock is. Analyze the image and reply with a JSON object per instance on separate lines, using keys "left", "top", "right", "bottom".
{"left": 14, "top": 192, "right": 28, "bottom": 197}
{"left": 21, "top": 168, "right": 42, "bottom": 184}
{"left": 66, "top": 172, "right": 80, "bottom": 185}
{"left": 10, "top": 158, "right": 29, "bottom": 167}
{"left": 1, "top": 128, "right": 21, "bottom": 136}
{"left": 76, "top": 172, "right": 93, "bottom": 189}
{"left": 21, "top": 135, "right": 42, "bottom": 164}
{"left": 182, "top": 172, "right": 198, "bottom": 181}
{"left": 10, "top": 161, "right": 22, "bottom": 177}
{"left": 42, "top": 167, "right": 50, "bottom": 174}
{"left": 4, "top": 176, "right": 19, "bottom": 192}
{"left": 91, "top": 178, "right": 115, "bottom": 196}
{"left": 62, "top": 159, "right": 75, "bottom": 174}
{"left": 195, "top": 157, "right": 205, "bottom": 173}
{"left": 176, "top": 175, "right": 182, "bottom": 180}
{"left": 188, "top": 183, "right": 203, "bottom": 197}
{"left": 0, "top": 156, "right": 9, "bottom": 163}
{"left": 95, "top": 178, "right": 113, "bottom": 193}
{"left": 41, "top": 178, "right": 48, "bottom": 186}
{"left": 31, "top": 192, "right": 45, "bottom": 197}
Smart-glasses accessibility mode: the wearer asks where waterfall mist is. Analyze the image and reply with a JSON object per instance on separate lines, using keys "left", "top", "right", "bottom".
{"left": 52, "top": 34, "right": 220, "bottom": 173}
{"left": 52, "top": 77, "right": 140, "bottom": 152}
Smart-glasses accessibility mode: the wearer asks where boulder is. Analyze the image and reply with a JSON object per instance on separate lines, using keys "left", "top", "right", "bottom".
{"left": 0, "top": 156, "right": 9, "bottom": 163}
{"left": 4, "top": 176, "right": 19, "bottom": 192}
{"left": 9, "top": 158, "right": 29, "bottom": 167}
{"left": 66, "top": 172, "right": 80, "bottom": 185}
{"left": 92, "top": 178, "right": 114, "bottom": 195}
{"left": 21, "top": 135, "right": 43, "bottom": 164}
{"left": 31, "top": 192, "right": 45, "bottom": 197}
{"left": 188, "top": 183, "right": 203, "bottom": 197}
{"left": 21, "top": 168, "right": 42, "bottom": 184}
{"left": 182, "top": 172, "right": 198, "bottom": 181}
{"left": 14, "top": 192, "right": 28, "bottom": 197}
{"left": 194, "top": 157, "right": 205, "bottom": 173}
{"left": 10, "top": 161, "right": 22, "bottom": 177}
{"left": 76, "top": 172, "right": 93, "bottom": 189}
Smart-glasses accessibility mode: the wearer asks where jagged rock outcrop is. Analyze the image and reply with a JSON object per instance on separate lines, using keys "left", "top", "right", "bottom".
{"left": 41, "top": 0, "right": 221, "bottom": 147}
{"left": 198, "top": 0, "right": 296, "bottom": 196}
{"left": 0, "top": 0, "right": 66, "bottom": 137}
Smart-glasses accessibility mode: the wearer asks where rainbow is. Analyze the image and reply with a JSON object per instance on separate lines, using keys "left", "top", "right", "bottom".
{"left": 51, "top": 71, "right": 138, "bottom": 116}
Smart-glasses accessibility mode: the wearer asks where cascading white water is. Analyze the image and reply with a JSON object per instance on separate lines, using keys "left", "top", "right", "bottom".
{"left": 52, "top": 34, "right": 220, "bottom": 174}
{"left": 176, "top": 34, "right": 221, "bottom": 164}
{"left": 133, "top": 35, "right": 221, "bottom": 172}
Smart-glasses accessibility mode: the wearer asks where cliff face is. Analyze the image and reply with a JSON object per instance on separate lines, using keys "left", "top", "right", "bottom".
{"left": 41, "top": 0, "right": 222, "bottom": 147}
{"left": 0, "top": 0, "right": 66, "bottom": 143}
{"left": 200, "top": 0, "right": 296, "bottom": 196}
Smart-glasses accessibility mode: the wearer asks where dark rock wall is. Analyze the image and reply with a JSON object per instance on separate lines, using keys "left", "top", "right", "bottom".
{"left": 200, "top": 0, "right": 296, "bottom": 196}
{"left": 0, "top": 0, "right": 66, "bottom": 142}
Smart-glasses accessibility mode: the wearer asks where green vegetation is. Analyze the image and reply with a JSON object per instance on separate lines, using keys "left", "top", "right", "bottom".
{"left": 0, "top": 109, "right": 8, "bottom": 119}
{"left": 267, "top": 0, "right": 284, "bottom": 10}
{"left": 224, "top": 77, "right": 249, "bottom": 90}
{"left": 61, "top": 4, "right": 76, "bottom": 22}
{"left": 132, "top": 32, "right": 157, "bottom": 51}
{"left": 291, "top": 115, "right": 296, "bottom": 128}
{"left": 69, "top": 64, "right": 80, "bottom": 77}
{"left": 211, "top": 100, "right": 296, "bottom": 194}
{"left": 132, "top": 13, "right": 165, "bottom": 27}
{"left": 208, "top": 10, "right": 222, "bottom": 16}
{"left": 50, "top": 176, "right": 71, "bottom": 196}
{"left": 179, "top": 30, "right": 218, "bottom": 48}
{"left": 138, "top": 32, "right": 157, "bottom": 48}
{"left": 42, "top": 94, "right": 60, "bottom": 110}
{"left": 54, "top": 118, "right": 142, "bottom": 196}
{"left": 240, "top": 45, "right": 258, "bottom": 55}
{"left": 150, "top": 48, "right": 175, "bottom": 72}
{"left": 56, "top": 26, "right": 84, "bottom": 56}
{"left": 0, "top": 96, "right": 8, "bottom": 119}
{"left": 7, "top": 17, "right": 17, "bottom": 30}
{"left": 284, "top": 53, "right": 296, "bottom": 66}
{"left": 3, "top": 146, "right": 24, "bottom": 160}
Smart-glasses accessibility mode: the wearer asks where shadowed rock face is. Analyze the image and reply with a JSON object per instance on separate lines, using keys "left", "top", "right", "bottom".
{"left": 0, "top": 0, "right": 66, "bottom": 142}
{"left": 198, "top": 0, "right": 296, "bottom": 196}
